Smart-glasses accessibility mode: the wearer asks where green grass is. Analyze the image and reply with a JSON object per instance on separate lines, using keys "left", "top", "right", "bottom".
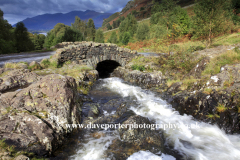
{"left": 167, "top": 78, "right": 199, "bottom": 90}
{"left": 212, "top": 33, "right": 240, "bottom": 46}
{"left": 28, "top": 64, "right": 42, "bottom": 71}
{"left": 216, "top": 103, "right": 227, "bottom": 113}
{"left": 159, "top": 51, "right": 201, "bottom": 76}
{"left": 203, "top": 49, "right": 240, "bottom": 76}
{"left": 40, "top": 59, "right": 61, "bottom": 69}
{"left": 4, "top": 62, "right": 28, "bottom": 69}
{"left": 203, "top": 88, "right": 213, "bottom": 94}
{"left": 131, "top": 64, "right": 145, "bottom": 71}
{"left": 129, "top": 56, "right": 158, "bottom": 72}
{"left": 207, "top": 114, "right": 220, "bottom": 119}
{"left": 40, "top": 59, "right": 51, "bottom": 68}
{"left": 77, "top": 85, "right": 89, "bottom": 95}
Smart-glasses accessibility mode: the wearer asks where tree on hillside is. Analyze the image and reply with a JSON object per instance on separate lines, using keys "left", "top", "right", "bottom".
{"left": 193, "top": 0, "right": 233, "bottom": 48}
{"left": 14, "top": 22, "right": 34, "bottom": 52}
{"left": 232, "top": 0, "right": 240, "bottom": 24}
{"left": 87, "top": 19, "right": 96, "bottom": 41}
{"left": 150, "top": 0, "right": 191, "bottom": 39}
{"left": 119, "top": 14, "right": 137, "bottom": 45}
{"left": 107, "top": 31, "right": 118, "bottom": 44}
{"left": 170, "top": 6, "right": 191, "bottom": 35}
{"left": 232, "top": 0, "right": 240, "bottom": 14}
{"left": 113, "top": 21, "right": 117, "bottom": 29}
{"left": 151, "top": 0, "right": 177, "bottom": 15}
{"left": 116, "top": 17, "right": 125, "bottom": 27}
{"left": 151, "top": 0, "right": 178, "bottom": 26}
{"left": 71, "top": 16, "right": 87, "bottom": 39}
{"left": 136, "top": 23, "right": 150, "bottom": 41}
{"left": 95, "top": 29, "right": 104, "bottom": 43}
{"left": 121, "top": 32, "right": 131, "bottom": 45}
{"left": 119, "top": 14, "right": 138, "bottom": 37}
{"left": 151, "top": 0, "right": 178, "bottom": 31}
{"left": 107, "top": 23, "right": 112, "bottom": 30}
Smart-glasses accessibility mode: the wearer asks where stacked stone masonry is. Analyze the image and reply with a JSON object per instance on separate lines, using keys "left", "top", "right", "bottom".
{"left": 54, "top": 42, "right": 138, "bottom": 68}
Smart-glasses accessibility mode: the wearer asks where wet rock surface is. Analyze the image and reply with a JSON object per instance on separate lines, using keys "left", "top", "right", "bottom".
{"left": 0, "top": 74, "right": 82, "bottom": 156}
{"left": 111, "top": 67, "right": 166, "bottom": 89}
{"left": 185, "top": 57, "right": 210, "bottom": 79}
{"left": 169, "top": 87, "right": 240, "bottom": 134}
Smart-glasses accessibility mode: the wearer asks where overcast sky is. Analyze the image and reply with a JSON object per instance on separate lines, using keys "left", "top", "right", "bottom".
{"left": 0, "top": 0, "right": 130, "bottom": 25}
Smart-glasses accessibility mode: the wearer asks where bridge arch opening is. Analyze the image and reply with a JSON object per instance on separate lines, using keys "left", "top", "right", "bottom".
{"left": 96, "top": 60, "right": 121, "bottom": 78}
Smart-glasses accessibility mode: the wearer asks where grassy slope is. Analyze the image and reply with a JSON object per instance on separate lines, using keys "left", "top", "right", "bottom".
{"left": 103, "top": 4, "right": 240, "bottom": 53}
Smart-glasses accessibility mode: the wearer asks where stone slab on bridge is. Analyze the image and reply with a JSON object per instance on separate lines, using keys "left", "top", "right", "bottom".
{"left": 53, "top": 41, "right": 138, "bottom": 68}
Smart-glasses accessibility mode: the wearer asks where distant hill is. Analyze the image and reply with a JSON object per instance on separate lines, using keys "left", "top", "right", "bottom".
{"left": 13, "top": 10, "right": 112, "bottom": 31}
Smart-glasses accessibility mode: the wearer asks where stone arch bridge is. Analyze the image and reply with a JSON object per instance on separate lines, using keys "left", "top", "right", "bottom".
{"left": 53, "top": 42, "right": 138, "bottom": 68}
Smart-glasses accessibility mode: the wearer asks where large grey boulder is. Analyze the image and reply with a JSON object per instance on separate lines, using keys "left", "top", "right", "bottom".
{"left": 0, "top": 74, "right": 82, "bottom": 156}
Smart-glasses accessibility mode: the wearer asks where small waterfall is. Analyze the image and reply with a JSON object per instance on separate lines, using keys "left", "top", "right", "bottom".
{"left": 101, "top": 78, "right": 240, "bottom": 160}
{"left": 71, "top": 77, "right": 240, "bottom": 160}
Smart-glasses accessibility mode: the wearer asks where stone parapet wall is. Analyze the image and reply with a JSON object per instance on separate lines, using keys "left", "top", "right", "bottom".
{"left": 53, "top": 42, "right": 138, "bottom": 68}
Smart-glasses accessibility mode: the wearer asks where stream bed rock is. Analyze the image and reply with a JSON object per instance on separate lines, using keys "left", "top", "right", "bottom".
{"left": 111, "top": 67, "right": 166, "bottom": 89}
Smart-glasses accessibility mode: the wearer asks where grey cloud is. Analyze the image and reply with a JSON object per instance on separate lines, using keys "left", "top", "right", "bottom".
{"left": 99, "top": 0, "right": 109, "bottom": 4}
{"left": 0, "top": 0, "right": 131, "bottom": 24}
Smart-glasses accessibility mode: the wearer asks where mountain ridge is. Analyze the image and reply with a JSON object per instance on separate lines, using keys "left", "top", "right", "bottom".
{"left": 13, "top": 10, "right": 112, "bottom": 31}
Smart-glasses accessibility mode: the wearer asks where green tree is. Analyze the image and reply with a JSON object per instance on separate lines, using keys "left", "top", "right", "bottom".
{"left": 62, "top": 27, "right": 83, "bottom": 42}
{"left": 71, "top": 16, "right": 87, "bottom": 39}
{"left": 150, "top": 24, "right": 169, "bottom": 39}
{"left": 232, "top": 0, "right": 240, "bottom": 14}
{"left": 151, "top": 0, "right": 178, "bottom": 30}
{"left": 150, "top": 0, "right": 191, "bottom": 38}
{"left": 14, "top": 22, "right": 34, "bottom": 52}
{"left": 107, "top": 23, "right": 112, "bottom": 30}
{"left": 44, "top": 23, "right": 83, "bottom": 48}
{"left": 121, "top": 32, "right": 131, "bottom": 45}
{"left": 232, "top": 0, "right": 240, "bottom": 24}
{"left": 0, "top": 9, "right": 3, "bottom": 19}
{"left": 0, "top": 9, "right": 16, "bottom": 54}
{"left": 136, "top": 23, "right": 150, "bottom": 41}
{"left": 87, "top": 19, "right": 96, "bottom": 41}
{"left": 170, "top": 6, "right": 191, "bottom": 35}
{"left": 107, "top": 31, "right": 118, "bottom": 44}
{"left": 113, "top": 21, "right": 117, "bottom": 28}
{"left": 95, "top": 29, "right": 104, "bottom": 43}
{"left": 151, "top": 0, "right": 177, "bottom": 15}
{"left": 119, "top": 14, "right": 138, "bottom": 37}
{"left": 29, "top": 33, "right": 46, "bottom": 50}
{"left": 193, "top": 0, "right": 233, "bottom": 48}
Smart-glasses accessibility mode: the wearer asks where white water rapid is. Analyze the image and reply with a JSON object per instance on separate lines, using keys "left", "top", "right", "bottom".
{"left": 71, "top": 77, "right": 240, "bottom": 160}
{"left": 102, "top": 78, "right": 240, "bottom": 160}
